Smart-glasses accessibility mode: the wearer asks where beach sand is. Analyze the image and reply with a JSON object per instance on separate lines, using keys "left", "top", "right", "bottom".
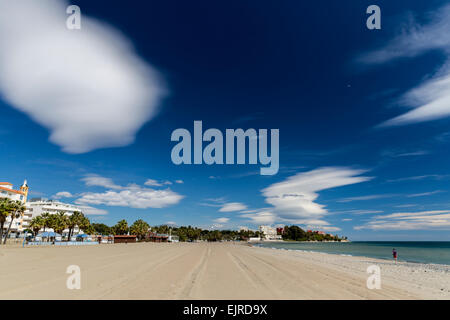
{"left": 0, "top": 242, "right": 448, "bottom": 300}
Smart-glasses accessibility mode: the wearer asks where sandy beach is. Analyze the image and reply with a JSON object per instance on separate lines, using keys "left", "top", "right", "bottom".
{"left": 0, "top": 242, "right": 449, "bottom": 300}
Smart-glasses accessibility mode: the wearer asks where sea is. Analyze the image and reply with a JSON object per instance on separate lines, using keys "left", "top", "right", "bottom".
{"left": 256, "top": 241, "right": 450, "bottom": 265}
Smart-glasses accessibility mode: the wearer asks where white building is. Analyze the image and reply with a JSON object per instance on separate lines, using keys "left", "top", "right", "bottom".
{"left": 0, "top": 181, "right": 28, "bottom": 203}
{"left": 25, "top": 199, "right": 84, "bottom": 236}
{"left": 259, "top": 225, "right": 282, "bottom": 241}
{"left": 1, "top": 180, "right": 29, "bottom": 236}
{"left": 1, "top": 181, "right": 85, "bottom": 237}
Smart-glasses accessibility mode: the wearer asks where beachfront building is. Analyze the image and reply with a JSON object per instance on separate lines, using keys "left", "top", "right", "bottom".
{"left": 146, "top": 232, "right": 169, "bottom": 242}
{"left": 114, "top": 235, "right": 137, "bottom": 243}
{"left": 1, "top": 181, "right": 87, "bottom": 238}
{"left": 259, "top": 225, "right": 282, "bottom": 241}
{"left": 25, "top": 199, "right": 84, "bottom": 236}
{"left": 0, "top": 180, "right": 28, "bottom": 203}
{"left": 1, "top": 180, "right": 30, "bottom": 236}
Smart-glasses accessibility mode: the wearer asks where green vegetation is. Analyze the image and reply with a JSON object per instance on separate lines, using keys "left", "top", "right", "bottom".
{"left": 151, "top": 225, "right": 262, "bottom": 242}
{"left": 0, "top": 198, "right": 26, "bottom": 245}
{"left": 130, "top": 219, "right": 150, "bottom": 240}
{"left": 66, "top": 211, "right": 85, "bottom": 240}
{"left": 113, "top": 219, "right": 129, "bottom": 235}
{"left": 91, "top": 223, "right": 113, "bottom": 235}
{"left": 2, "top": 201, "right": 347, "bottom": 244}
{"left": 282, "top": 225, "right": 344, "bottom": 242}
{"left": 25, "top": 215, "right": 347, "bottom": 243}
{"left": 29, "top": 216, "right": 44, "bottom": 236}
{"left": 28, "top": 210, "right": 92, "bottom": 241}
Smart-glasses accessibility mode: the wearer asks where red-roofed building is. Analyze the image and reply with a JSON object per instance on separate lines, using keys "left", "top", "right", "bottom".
{"left": 1, "top": 180, "right": 30, "bottom": 236}
{"left": 0, "top": 181, "right": 28, "bottom": 203}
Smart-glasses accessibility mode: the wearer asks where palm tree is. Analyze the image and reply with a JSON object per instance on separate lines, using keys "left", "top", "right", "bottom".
{"left": 50, "top": 212, "right": 68, "bottom": 239}
{"left": 3, "top": 200, "right": 26, "bottom": 244}
{"left": 29, "top": 216, "right": 44, "bottom": 237}
{"left": 41, "top": 212, "right": 51, "bottom": 232}
{"left": 0, "top": 198, "right": 14, "bottom": 245}
{"left": 130, "top": 219, "right": 150, "bottom": 240}
{"left": 83, "top": 224, "right": 95, "bottom": 235}
{"left": 113, "top": 219, "right": 129, "bottom": 235}
{"left": 66, "top": 211, "right": 83, "bottom": 241}
{"left": 78, "top": 216, "right": 91, "bottom": 234}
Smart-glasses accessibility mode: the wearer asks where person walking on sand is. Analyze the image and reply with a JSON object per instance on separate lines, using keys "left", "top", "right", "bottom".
{"left": 392, "top": 248, "right": 398, "bottom": 264}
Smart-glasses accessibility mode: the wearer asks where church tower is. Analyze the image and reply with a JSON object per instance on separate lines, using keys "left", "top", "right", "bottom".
{"left": 20, "top": 179, "right": 29, "bottom": 203}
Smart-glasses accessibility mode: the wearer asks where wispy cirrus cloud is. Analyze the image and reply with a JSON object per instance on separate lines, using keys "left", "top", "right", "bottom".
{"left": 381, "top": 149, "right": 430, "bottom": 158}
{"left": 337, "top": 194, "right": 397, "bottom": 203}
{"left": 386, "top": 174, "right": 449, "bottom": 183}
{"left": 407, "top": 190, "right": 444, "bottom": 198}
{"left": 78, "top": 205, "right": 108, "bottom": 216}
{"left": 359, "top": 4, "right": 450, "bottom": 126}
{"left": 355, "top": 210, "right": 450, "bottom": 230}
{"left": 337, "top": 209, "right": 384, "bottom": 215}
{"left": 81, "top": 175, "right": 123, "bottom": 190}
{"left": 219, "top": 202, "right": 248, "bottom": 212}
{"left": 144, "top": 179, "right": 172, "bottom": 187}
{"left": 394, "top": 204, "right": 418, "bottom": 208}
{"left": 240, "top": 211, "right": 276, "bottom": 225}
{"left": 394, "top": 151, "right": 430, "bottom": 157}
{"left": 53, "top": 191, "right": 74, "bottom": 199}
{"left": 214, "top": 217, "right": 230, "bottom": 224}
{"left": 0, "top": 0, "right": 166, "bottom": 153}
{"left": 199, "top": 197, "right": 226, "bottom": 208}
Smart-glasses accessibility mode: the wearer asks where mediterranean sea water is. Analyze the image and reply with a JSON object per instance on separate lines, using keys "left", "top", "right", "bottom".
{"left": 256, "top": 241, "right": 450, "bottom": 265}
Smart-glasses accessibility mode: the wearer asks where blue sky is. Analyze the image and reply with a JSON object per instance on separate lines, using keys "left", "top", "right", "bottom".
{"left": 1, "top": 0, "right": 450, "bottom": 240}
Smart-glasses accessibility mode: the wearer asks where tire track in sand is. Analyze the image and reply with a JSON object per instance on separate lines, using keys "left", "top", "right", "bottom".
{"left": 227, "top": 250, "right": 280, "bottom": 298}
{"left": 176, "top": 245, "right": 211, "bottom": 299}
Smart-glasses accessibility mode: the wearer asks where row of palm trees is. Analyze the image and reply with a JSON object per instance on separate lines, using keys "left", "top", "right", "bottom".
{"left": 0, "top": 198, "right": 26, "bottom": 245}
{"left": 0, "top": 196, "right": 94, "bottom": 244}
{"left": 29, "top": 211, "right": 93, "bottom": 240}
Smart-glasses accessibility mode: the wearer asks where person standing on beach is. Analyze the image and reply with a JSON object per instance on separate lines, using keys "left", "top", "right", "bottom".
{"left": 392, "top": 248, "right": 398, "bottom": 263}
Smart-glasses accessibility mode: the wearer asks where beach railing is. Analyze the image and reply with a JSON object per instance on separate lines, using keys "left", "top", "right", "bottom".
{"left": 24, "top": 241, "right": 99, "bottom": 247}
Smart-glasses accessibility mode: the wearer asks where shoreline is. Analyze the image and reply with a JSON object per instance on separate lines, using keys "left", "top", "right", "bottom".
{"left": 254, "top": 241, "right": 450, "bottom": 266}
{"left": 251, "top": 245, "right": 450, "bottom": 299}
{"left": 255, "top": 245, "right": 450, "bottom": 267}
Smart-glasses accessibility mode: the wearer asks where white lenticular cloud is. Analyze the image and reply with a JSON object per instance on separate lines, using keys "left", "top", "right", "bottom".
{"left": 0, "top": 0, "right": 166, "bottom": 153}
{"left": 239, "top": 167, "right": 369, "bottom": 230}
{"left": 262, "top": 167, "right": 372, "bottom": 220}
